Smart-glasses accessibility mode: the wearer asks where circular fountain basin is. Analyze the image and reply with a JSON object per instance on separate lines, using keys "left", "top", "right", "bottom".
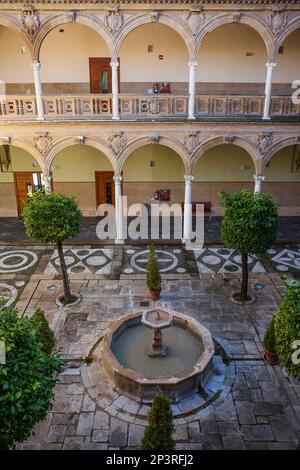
{"left": 101, "top": 309, "right": 215, "bottom": 402}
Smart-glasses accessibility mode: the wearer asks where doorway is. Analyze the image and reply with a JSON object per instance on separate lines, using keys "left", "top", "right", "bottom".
{"left": 14, "top": 172, "right": 43, "bottom": 216}
{"left": 95, "top": 171, "right": 115, "bottom": 207}
{"left": 89, "top": 58, "right": 120, "bottom": 93}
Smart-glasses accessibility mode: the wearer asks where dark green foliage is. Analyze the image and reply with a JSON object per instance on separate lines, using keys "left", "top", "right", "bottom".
{"left": 23, "top": 191, "right": 82, "bottom": 303}
{"left": 141, "top": 396, "right": 175, "bottom": 450}
{"left": 0, "top": 306, "right": 65, "bottom": 449}
{"left": 264, "top": 317, "right": 276, "bottom": 353}
{"left": 23, "top": 190, "right": 82, "bottom": 244}
{"left": 274, "top": 278, "right": 300, "bottom": 379}
{"left": 146, "top": 244, "right": 161, "bottom": 291}
{"left": 220, "top": 190, "right": 278, "bottom": 300}
{"left": 30, "top": 309, "right": 55, "bottom": 356}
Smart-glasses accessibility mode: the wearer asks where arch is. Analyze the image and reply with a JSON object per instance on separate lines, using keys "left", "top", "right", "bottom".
{"left": 191, "top": 136, "right": 262, "bottom": 175}
{"left": 194, "top": 13, "right": 274, "bottom": 59}
{"left": 0, "top": 15, "right": 34, "bottom": 59}
{"left": 7, "top": 139, "right": 45, "bottom": 170}
{"left": 33, "top": 13, "right": 114, "bottom": 61}
{"left": 262, "top": 136, "right": 299, "bottom": 171}
{"left": 275, "top": 16, "right": 300, "bottom": 56}
{"left": 113, "top": 13, "right": 193, "bottom": 58}
{"left": 118, "top": 136, "right": 191, "bottom": 175}
{"left": 44, "top": 137, "right": 118, "bottom": 175}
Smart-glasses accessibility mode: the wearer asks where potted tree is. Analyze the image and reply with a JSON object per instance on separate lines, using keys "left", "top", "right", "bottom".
{"left": 23, "top": 191, "right": 82, "bottom": 305}
{"left": 146, "top": 244, "right": 161, "bottom": 300}
{"left": 263, "top": 317, "right": 279, "bottom": 364}
{"left": 141, "top": 396, "right": 175, "bottom": 450}
{"left": 220, "top": 190, "right": 278, "bottom": 304}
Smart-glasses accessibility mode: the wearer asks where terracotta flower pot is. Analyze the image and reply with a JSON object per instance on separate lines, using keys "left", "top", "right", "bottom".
{"left": 263, "top": 346, "right": 279, "bottom": 365}
{"left": 148, "top": 289, "right": 161, "bottom": 300}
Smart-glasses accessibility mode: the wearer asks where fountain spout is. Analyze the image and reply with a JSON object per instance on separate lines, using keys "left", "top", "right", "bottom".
{"left": 141, "top": 309, "right": 173, "bottom": 357}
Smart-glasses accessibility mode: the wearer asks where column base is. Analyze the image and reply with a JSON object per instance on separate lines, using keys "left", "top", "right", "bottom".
{"left": 182, "top": 238, "right": 192, "bottom": 245}
{"left": 188, "top": 115, "right": 196, "bottom": 120}
{"left": 262, "top": 116, "right": 271, "bottom": 120}
{"left": 112, "top": 116, "right": 121, "bottom": 120}
{"left": 36, "top": 117, "right": 45, "bottom": 121}
{"left": 115, "top": 238, "right": 125, "bottom": 244}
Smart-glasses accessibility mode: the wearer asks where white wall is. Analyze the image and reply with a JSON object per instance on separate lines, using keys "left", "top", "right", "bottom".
{"left": 273, "top": 30, "right": 300, "bottom": 83}
{"left": 40, "top": 24, "right": 110, "bottom": 83}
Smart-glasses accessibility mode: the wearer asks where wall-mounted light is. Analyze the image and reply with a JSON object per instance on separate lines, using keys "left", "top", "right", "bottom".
{"left": 148, "top": 45, "right": 153, "bottom": 53}
{"left": 150, "top": 160, "right": 155, "bottom": 167}
{"left": 20, "top": 46, "right": 26, "bottom": 54}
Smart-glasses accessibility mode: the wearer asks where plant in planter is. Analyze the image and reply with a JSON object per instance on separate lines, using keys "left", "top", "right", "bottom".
{"left": 146, "top": 244, "right": 162, "bottom": 300}
{"left": 23, "top": 191, "right": 82, "bottom": 305}
{"left": 274, "top": 277, "right": 300, "bottom": 379}
{"left": 141, "top": 396, "right": 175, "bottom": 450}
{"left": 263, "top": 317, "right": 279, "bottom": 364}
{"left": 219, "top": 190, "right": 278, "bottom": 304}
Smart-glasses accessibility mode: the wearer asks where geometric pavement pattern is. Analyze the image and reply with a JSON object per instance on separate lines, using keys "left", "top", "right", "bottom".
{"left": 265, "top": 247, "right": 300, "bottom": 273}
{"left": 44, "top": 248, "right": 113, "bottom": 275}
{"left": 193, "top": 247, "right": 266, "bottom": 274}
{"left": 122, "top": 246, "right": 188, "bottom": 274}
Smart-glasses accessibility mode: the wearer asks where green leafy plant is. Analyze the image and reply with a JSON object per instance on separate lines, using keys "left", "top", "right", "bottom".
{"left": 220, "top": 189, "right": 278, "bottom": 302}
{"left": 0, "top": 306, "right": 65, "bottom": 450}
{"left": 146, "top": 244, "right": 161, "bottom": 292}
{"left": 264, "top": 317, "right": 276, "bottom": 353}
{"left": 30, "top": 309, "right": 55, "bottom": 356}
{"left": 23, "top": 191, "right": 82, "bottom": 304}
{"left": 274, "top": 278, "right": 300, "bottom": 379}
{"left": 141, "top": 396, "right": 175, "bottom": 450}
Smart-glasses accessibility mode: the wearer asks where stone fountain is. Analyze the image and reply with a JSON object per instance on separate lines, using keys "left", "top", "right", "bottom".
{"left": 100, "top": 308, "right": 215, "bottom": 403}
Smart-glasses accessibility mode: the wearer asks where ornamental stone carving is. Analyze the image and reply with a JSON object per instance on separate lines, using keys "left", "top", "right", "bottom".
{"left": 149, "top": 12, "right": 159, "bottom": 23}
{"left": 186, "top": 12, "right": 206, "bottom": 36}
{"left": 184, "top": 132, "right": 201, "bottom": 154}
{"left": 257, "top": 132, "right": 273, "bottom": 154}
{"left": 148, "top": 98, "right": 160, "bottom": 115}
{"left": 224, "top": 135, "right": 235, "bottom": 144}
{"left": 74, "top": 135, "right": 85, "bottom": 145}
{"left": 105, "top": 10, "right": 123, "bottom": 34}
{"left": 19, "top": 4, "right": 40, "bottom": 37}
{"left": 267, "top": 11, "right": 288, "bottom": 35}
{"left": 34, "top": 133, "right": 52, "bottom": 155}
{"left": 108, "top": 132, "right": 127, "bottom": 155}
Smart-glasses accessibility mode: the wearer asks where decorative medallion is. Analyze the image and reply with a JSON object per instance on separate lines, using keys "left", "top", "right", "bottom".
{"left": 267, "top": 11, "right": 288, "bottom": 36}
{"left": 148, "top": 98, "right": 160, "bottom": 115}
{"left": 34, "top": 133, "right": 52, "bottom": 155}
{"left": 184, "top": 132, "right": 201, "bottom": 154}
{"left": 19, "top": 4, "right": 40, "bottom": 38}
{"left": 105, "top": 10, "right": 123, "bottom": 34}
{"left": 108, "top": 132, "right": 127, "bottom": 154}
{"left": 257, "top": 132, "right": 273, "bottom": 154}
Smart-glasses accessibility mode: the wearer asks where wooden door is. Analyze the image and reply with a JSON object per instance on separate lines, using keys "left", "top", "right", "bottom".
{"left": 14, "top": 172, "right": 34, "bottom": 216}
{"left": 89, "top": 58, "right": 120, "bottom": 93}
{"left": 95, "top": 171, "right": 115, "bottom": 207}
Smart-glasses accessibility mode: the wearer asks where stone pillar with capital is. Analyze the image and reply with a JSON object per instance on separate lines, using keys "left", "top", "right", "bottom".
{"left": 42, "top": 174, "right": 52, "bottom": 193}
{"left": 253, "top": 175, "right": 265, "bottom": 194}
{"left": 182, "top": 175, "right": 194, "bottom": 244}
{"left": 114, "top": 175, "right": 125, "bottom": 243}
{"left": 188, "top": 60, "right": 197, "bottom": 120}
{"left": 263, "top": 62, "right": 276, "bottom": 120}
{"left": 110, "top": 59, "right": 120, "bottom": 120}
{"left": 31, "top": 61, "right": 44, "bottom": 120}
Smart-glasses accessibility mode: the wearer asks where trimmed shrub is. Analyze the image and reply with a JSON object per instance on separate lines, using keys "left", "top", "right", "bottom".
{"left": 30, "top": 309, "right": 55, "bottom": 356}
{"left": 264, "top": 317, "right": 276, "bottom": 353}
{"left": 146, "top": 244, "right": 161, "bottom": 292}
{"left": 141, "top": 396, "right": 175, "bottom": 450}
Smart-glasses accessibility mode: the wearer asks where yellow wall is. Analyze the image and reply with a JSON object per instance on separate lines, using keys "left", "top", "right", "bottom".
{"left": 123, "top": 145, "right": 185, "bottom": 181}
{"left": 0, "top": 146, "right": 40, "bottom": 183}
{"left": 51, "top": 145, "right": 112, "bottom": 181}
{"left": 193, "top": 145, "right": 254, "bottom": 181}
{"left": 40, "top": 24, "right": 110, "bottom": 83}
{"left": 265, "top": 146, "right": 300, "bottom": 182}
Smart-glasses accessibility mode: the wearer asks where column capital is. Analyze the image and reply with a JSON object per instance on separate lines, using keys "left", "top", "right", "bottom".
{"left": 113, "top": 175, "right": 123, "bottom": 183}
{"left": 110, "top": 59, "right": 119, "bottom": 69}
{"left": 31, "top": 61, "right": 41, "bottom": 70}
{"left": 253, "top": 175, "right": 265, "bottom": 182}
{"left": 184, "top": 175, "right": 194, "bottom": 182}
{"left": 188, "top": 60, "right": 197, "bottom": 69}
{"left": 266, "top": 61, "right": 276, "bottom": 69}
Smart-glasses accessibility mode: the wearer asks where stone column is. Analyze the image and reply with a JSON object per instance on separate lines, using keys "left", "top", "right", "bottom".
{"left": 42, "top": 174, "right": 52, "bottom": 193}
{"left": 188, "top": 60, "right": 197, "bottom": 120}
{"left": 253, "top": 175, "right": 265, "bottom": 194}
{"left": 32, "top": 61, "right": 44, "bottom": 120}
{"left": 182, "top": 175, "right": 194, "bottom": 244}
{"left": 114, "top": 175, "right": 125, "bottom": 243}
{"left": 110, "top": 59, "right": 120, "bottom": 120}
{"left": 263, "top": 62, "right": 276, "bottom": 120}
